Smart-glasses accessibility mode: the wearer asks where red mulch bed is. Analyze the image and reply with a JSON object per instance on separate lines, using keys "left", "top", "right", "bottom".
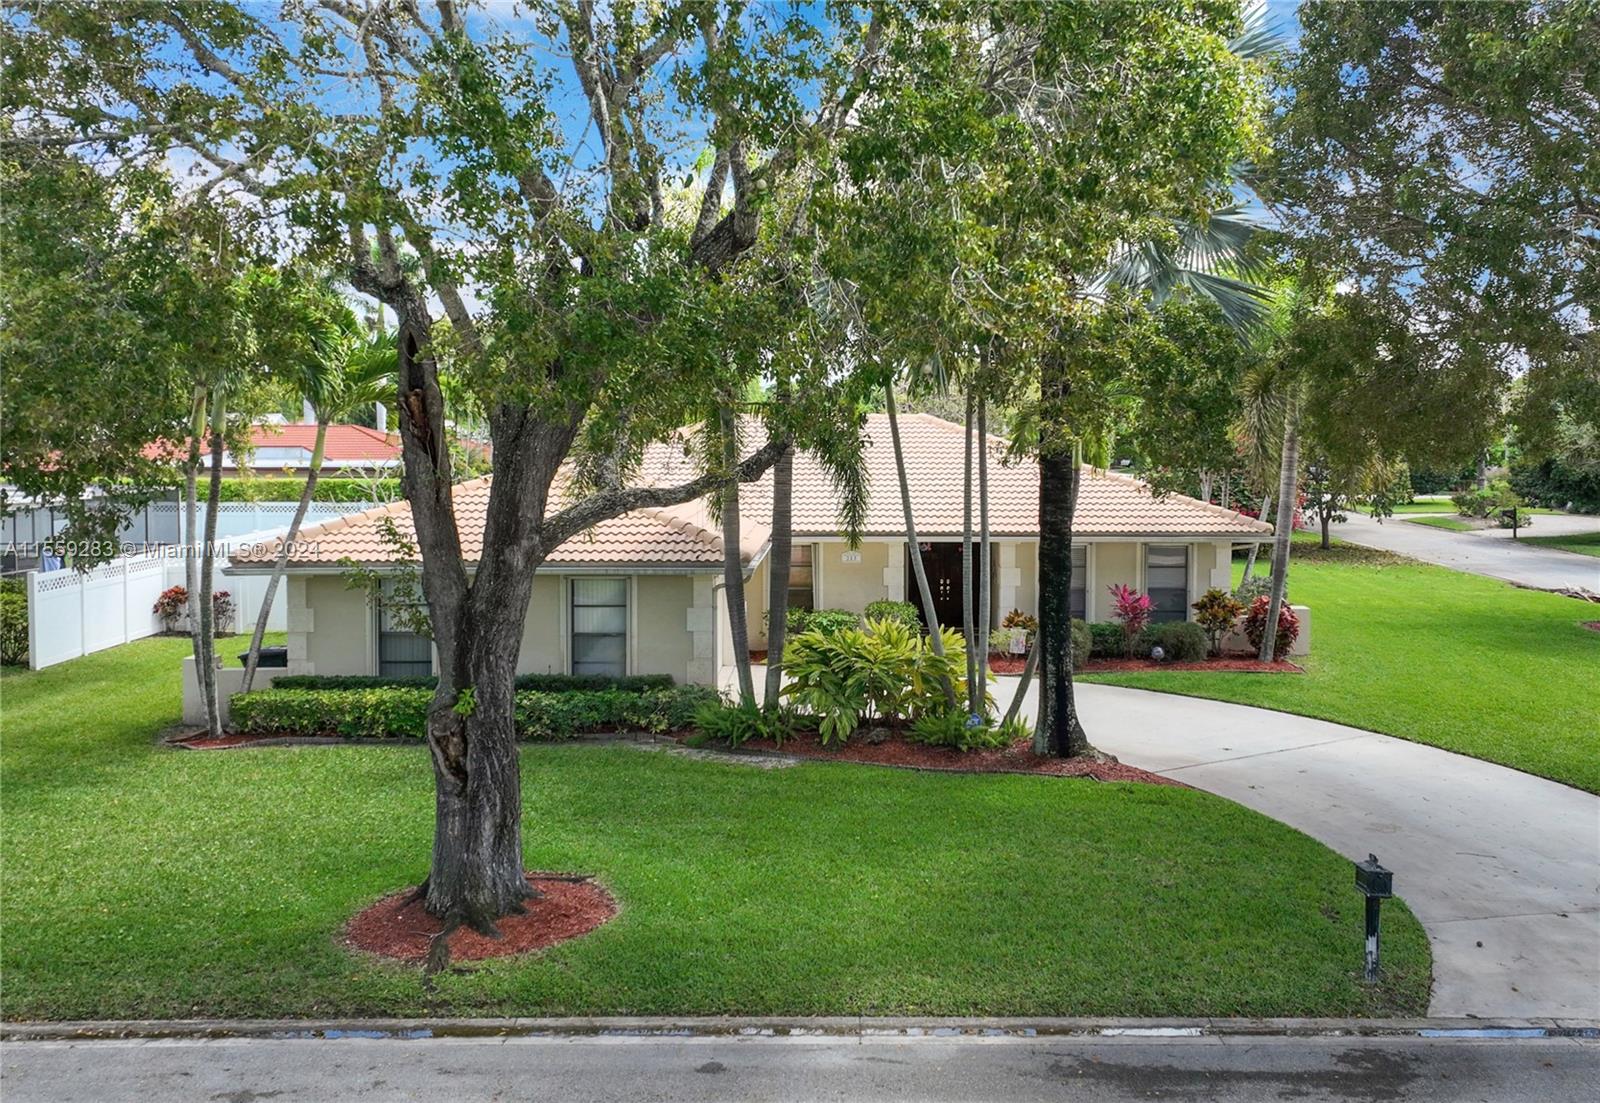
{"left": 345, "top": 873, "right": 617, "bottom": 964}
{"left": 1076, "top": 656, "right": 1302, "bottom": 673}
{"left": 171, "top": 731, "right": 274, "bottom": 750}
{"left": 717, "top": 730, "right": 1182, "bottom": 786}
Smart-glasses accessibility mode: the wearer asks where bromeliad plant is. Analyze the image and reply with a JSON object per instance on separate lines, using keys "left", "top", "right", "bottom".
{"left": 781, "top": 617, "right": 973, "bottom": 745}
{"left": 1107, "top": 584, "right": 1154, "bottom": 658}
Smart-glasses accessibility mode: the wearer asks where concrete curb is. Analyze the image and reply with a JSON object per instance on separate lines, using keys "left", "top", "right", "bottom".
{"left": 5, "top": 1015, "right": 1597, "bottom": 1043}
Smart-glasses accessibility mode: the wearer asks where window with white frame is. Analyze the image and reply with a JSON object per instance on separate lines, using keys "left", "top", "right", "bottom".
{"left": 787, "top": 544, "right": 816, "bottom": 612}
{"left": 571, "top": 578, "right": 628, "bottom": 677}
{"left": 376, "top": 578, "right": 432, "bottom": 677}
{"left": 1070, "top": 545, "right": 1087, "bottom": 620}
{"left": 1145, "top": 544, "right": 1190, "bottom": 623}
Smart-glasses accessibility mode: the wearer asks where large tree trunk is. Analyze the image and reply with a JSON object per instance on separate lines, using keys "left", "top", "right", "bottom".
{"left": 196, "top": 389, "right": 226, "bottom": 740}
{"left": 377, "top": 276, "right": 786, "bottom": 933}
{"left": 1240, "top": 492, "right": 1271, "bottom": 582}
{"left": 719, "top": 407, "right": 756, "bottom": 706}
{"left": 1320, "top": 508, "right": 1331, "bottom": 550}
{"left": 1259, "top": 396, "right": 1300, "bottom": 662}
{"left": 241, "top": 419, "right": 326, "bottom": 693}
{"left": 884, "top": 385, "right": 957, "bottom": 707}
{"left": 962, "top": 388, "right": 977, "bottom": 712}
{"left": 976, "top": 395, "right": 992, "bottom": 716}
{"left": 1034, "top": 355, "right": 1091, "bottom": 757}
{"left": 763, "top": 443, "right": 794, "bottom": 710}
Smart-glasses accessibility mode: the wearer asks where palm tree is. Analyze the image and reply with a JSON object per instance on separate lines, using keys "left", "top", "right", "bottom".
{"left": 1029, "top": 203, "right": 1276, "bottom": 756}
{"left": 1235, "top": 356, "right": 1287, "bottom": 583}
{"left": 717, "top": 405, "right": 759, "bottom": 706}
{"left": 884, "top": 384, "right": 959, "bottom": 708}
{"left": 240, "top": 314, "right": 396, "bottom": 692}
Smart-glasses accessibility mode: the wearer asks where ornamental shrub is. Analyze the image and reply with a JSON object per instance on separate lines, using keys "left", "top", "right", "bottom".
{"left": 1087, "top": 621, "right": 1125, "bottom": 659}
{"left": 785, "top": 607, "right": 861, "bottom": 635}
{"left": 0, "top": 591, "right": 28, "bottom": 666}
{"left": 211, "top": 590, "right": 236, "bottom": 634}
{"left": 906, "top": 709, "right": 1010, "bottom": 751}
{"left": 1243, "top": 596, "right": 1301, "bottom": 658}
{"left": 1191, "top": 588, "right": 1246, "bottom": 656}
{"left": 230, "top": 683, "right": 716, "bottom": 741}
{"left": 780, "top": 617, "right": 969, "bottom": 745}
{"left": 1452, "top": 479, "right": 1522, "bottom": 520}
{"left": 270, "top": 672, "right": 675, "bottom": 693}
{"left": 1232, "top": 575, "right": 1275, "bottom": 605}
{"left": 1136, "top": 620, "right": 1208, "bottom": 663}
{"left": 153, "top": 585, "right": 188, "bottom": 631}
{"left": 1070, "top": 618, "right": 1092, "bottom": 671}
{"left": 692, "top": 701, "right": 807, "bottom": 749}
{"left": 863, "top": 599, "right": 920, "bottom": 630}
{"left": 1107, "top": 583, "right": 1153, "bottom": 657}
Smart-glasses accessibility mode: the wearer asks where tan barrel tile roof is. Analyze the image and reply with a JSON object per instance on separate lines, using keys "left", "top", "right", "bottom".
{"left": 230, "top": 414, "right": 1268, "bottom": 572}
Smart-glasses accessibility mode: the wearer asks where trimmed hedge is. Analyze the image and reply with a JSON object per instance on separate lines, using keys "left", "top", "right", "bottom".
{"left": 1087, "top": 621, "right": 1126, "bottom": 659}
{"left": 0, "top": 591, "right": 27, "bottom": 666}
{"left": 231, "top": 684, "right": 717, "bottom": 741}
{"left": 217, "top": 477, "right": 402, "bottom": 503}
{"left": 1070, "top": 618, "right": 1092, "bottom": 671}
{"left": 269, "top": 672, "right": 676, "bottom": 693}
{"left": 1137, "top": 621, "right": 1208, "bottom": 663}
{"left": 863, "top": 600, "right": 920, "bottom": 629}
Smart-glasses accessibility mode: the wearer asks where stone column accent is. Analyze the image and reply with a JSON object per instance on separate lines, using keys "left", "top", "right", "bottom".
{"left": 997, "top": 542, "right": 1021, "bottom": 626}
{"left": 883, "top": 542, "right": 906, "bottom": 602}
{"left": 685, "top": 574, "right": 717, "bottom": 686}
{"left": 285, "top": 575, "right": 315, "bottom": 674}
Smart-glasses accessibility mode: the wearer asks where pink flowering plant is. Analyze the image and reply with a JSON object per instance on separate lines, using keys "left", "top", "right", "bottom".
{"left": 1107, "top": 583, "right": 1153, "bottom": 658}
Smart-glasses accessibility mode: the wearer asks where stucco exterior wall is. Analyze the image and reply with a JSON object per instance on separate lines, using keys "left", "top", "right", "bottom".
{"left": 634, "top": 574, "right": 696, "bottom": 683}
{"left": 1087, "top": 542, "right": 1139, "bottom": 622}
{"left": 296, "top": 574, "right": 373, "bottom": 675}
{"left": 515, "top": 575, "right": 566, "bottom": 676}
{"left": 814, "top": 540, "right": 894, "bottom": 613}
{"left": 747, "top": 559, "right": 770, "bottom": 648}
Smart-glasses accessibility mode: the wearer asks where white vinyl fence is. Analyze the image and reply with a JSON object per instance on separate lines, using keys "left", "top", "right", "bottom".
{"left": 25, "top": 529, "right": 292, "bottom": 670}
{"left": 118, "top": 500, "right": 379, "bottom": 545}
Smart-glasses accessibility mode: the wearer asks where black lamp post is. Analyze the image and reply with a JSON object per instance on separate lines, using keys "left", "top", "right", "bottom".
{"left": 1354, "top": 854, "right": 1394, "bottom": 982}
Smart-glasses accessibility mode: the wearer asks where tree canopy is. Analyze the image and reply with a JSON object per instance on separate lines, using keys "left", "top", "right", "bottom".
{"left": 1272, "top": 0, "right": 1599, "bottom": 455}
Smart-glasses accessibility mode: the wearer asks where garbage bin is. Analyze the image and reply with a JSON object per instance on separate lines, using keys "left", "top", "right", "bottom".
{"left": 240, "top": 646, "right": 289, "bottom": 668}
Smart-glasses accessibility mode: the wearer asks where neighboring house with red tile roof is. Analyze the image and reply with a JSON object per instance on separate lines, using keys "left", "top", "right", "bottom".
{"left": 144, "top": 422, "right": 402, "bottom": 475}
{"left": 227, "top": 414, "right": 1274, "bottom": 687}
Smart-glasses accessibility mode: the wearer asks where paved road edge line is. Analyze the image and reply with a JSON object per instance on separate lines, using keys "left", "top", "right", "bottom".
{"left": 4, "top": 1016, "right": 1597, "bottom": 1042}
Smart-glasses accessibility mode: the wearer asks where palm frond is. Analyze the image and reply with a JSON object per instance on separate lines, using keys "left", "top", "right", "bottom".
{"left": 1229, "top": 0, "right": 1289, "bottom": 62}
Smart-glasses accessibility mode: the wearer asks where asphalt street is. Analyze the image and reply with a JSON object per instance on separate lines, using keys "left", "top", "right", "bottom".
{"left": 4, "top": 1032, "right": 1597, "bottom": 1102}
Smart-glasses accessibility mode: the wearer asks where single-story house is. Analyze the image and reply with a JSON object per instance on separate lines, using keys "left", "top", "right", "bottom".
{"left": 143, "top": 421, "right": 403, "bottom": 476}
{"left": 226, "top": 414, "right": 1290, "bottom": 691}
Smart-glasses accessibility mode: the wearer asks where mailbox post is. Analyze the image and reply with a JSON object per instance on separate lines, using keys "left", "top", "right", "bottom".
{"left": 1500, "top": 506, "right": 1521, "bottom": 539}
{"left": 1354, "top": 854, "right": 1393, "bottom": 982}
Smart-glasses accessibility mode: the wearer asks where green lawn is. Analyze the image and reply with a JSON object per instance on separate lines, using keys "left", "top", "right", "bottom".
{"left": 1521, "top": 531, "right": 1600, "bottom": 558}
{"left": 1406, "top": 515, "right": 1476, "bottom": 531}
{"left": 1366, "top": 499, "right": 1455, "bottom": 515}
{"left": 1087, "top": 541, "right": 1600, "bottom": 793}
{"left": 0, "top": 635, "right": 1429, "bottom": 1021}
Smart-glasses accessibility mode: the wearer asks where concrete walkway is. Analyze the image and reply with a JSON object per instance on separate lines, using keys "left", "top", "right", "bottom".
{"left": 1332, "top": 510, "right": 1600, "bottom": 591}
{"left": 999, "top": 680, "right": 1600, "bottom": 1020}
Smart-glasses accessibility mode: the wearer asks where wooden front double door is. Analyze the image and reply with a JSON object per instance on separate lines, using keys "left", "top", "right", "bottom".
{"left": 907, "top": 542, "right": 991, "bottom": 633}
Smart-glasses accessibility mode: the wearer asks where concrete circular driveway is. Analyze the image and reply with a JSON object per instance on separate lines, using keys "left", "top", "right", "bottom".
{"left": 998, "top": 679, "right": 1600, "bottom": 1020}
